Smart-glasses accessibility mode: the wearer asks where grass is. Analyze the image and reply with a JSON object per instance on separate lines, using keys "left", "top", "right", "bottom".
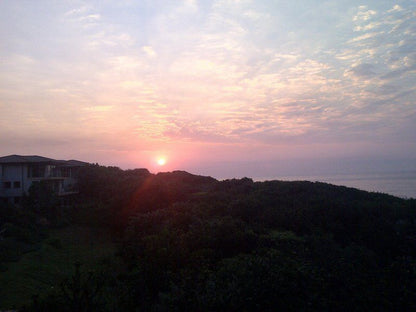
{"left": 0, "top": 225, "right": 116, "bottom": 310}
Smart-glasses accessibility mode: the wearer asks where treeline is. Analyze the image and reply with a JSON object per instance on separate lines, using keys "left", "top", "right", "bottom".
{"left": 3, "top": 164, "right": 416, "bottom": 311}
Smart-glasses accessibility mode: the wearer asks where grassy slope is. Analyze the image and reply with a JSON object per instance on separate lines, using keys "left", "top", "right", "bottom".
{"left": 0, "top": 226, "right": 115, "bottom": 309}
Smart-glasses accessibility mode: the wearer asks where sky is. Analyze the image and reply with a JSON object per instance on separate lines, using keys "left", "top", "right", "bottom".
{"left": 0, "top": 0, "right": 415, "bottom": 178}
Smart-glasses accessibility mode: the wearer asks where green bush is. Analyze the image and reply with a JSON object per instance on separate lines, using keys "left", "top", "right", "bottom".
{"left": 46, "top": 238, "right": 63, "bottom": 249}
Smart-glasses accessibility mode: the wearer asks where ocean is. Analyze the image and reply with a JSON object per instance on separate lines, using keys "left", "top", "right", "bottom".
{"left": 257, "top": 170, "right": 416, "bottom": 199}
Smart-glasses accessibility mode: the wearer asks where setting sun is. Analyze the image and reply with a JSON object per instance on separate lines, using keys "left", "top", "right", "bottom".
{"left": 157, "top": 157, "right": 166, "bottom": 166}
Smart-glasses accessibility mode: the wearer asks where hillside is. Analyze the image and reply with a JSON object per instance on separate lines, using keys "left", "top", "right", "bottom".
{"left": 1, "top": 165, "right": 416, "bottom": 311}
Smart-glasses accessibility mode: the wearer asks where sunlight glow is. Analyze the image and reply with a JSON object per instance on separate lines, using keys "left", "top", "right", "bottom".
{"left": 157, "top": 157, "right": 166, "bottom": 166}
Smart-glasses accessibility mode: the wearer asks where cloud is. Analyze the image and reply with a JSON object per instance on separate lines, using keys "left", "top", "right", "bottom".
{"left": 83, "top": 105, "right": 114, "bottom": 112}
{"left": 348, "top": 32, "right": 380, "bottom": 43}
{"left": 345, "top": 63, "right": 377, "bottom": 79}
{"left": 353, "top": 7, "right": 377, "bottom": 22}
{"left": 64, "top": 6, "right": 91, "bottom": 17}
{"left": 0, "top": 0, "right": 415, "bottom": 167}
{"left": 63, "top": 5, "right": 101, "bottom": 28}
{"left": 354, "top": 22, "right": 380, "bottom": 32}
{"left": 142, "top": 46, "right": 157, "bottom": 58}
{"left": 381, "top": 64, "right": 416, "bottom": 80}
{"left": 163, "top": 123, "right": 232, "bottom": 143}
{"left": 80, "top": 14, "right": 101, "bottom": 22}
{"left": 388, "top": 5, "right": 403, "bottom": 13}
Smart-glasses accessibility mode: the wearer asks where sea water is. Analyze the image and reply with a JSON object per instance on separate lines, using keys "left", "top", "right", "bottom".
{"left": 257, "top": 170, "right": 416, "bottom": 199}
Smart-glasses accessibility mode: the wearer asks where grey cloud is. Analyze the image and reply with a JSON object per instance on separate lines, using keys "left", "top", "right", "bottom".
{"left": 381, "top": 64, "right": 416, "bottom": 80}
{"left": 355, "top": 89, "right": 416, "bottom": 124}
{"left": 396, "top": 38, "right": 416, "bottom": 54}
{"left": 388, "top": 89, "right": 416, "bottom": 102}
{"left": 346, "top": 63, "right": 377, "bottom": 78}
{"left": 378, "top": 84, "right": 399, "bottom": 95}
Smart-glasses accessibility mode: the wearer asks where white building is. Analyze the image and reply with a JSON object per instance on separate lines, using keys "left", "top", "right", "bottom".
{"left": 0, "top": 155, "right": 88, "bottom": 204}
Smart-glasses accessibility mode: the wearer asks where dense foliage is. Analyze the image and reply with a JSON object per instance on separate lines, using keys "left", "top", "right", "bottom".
{"left": 0, "top": 181, "right": 63, "bottom": 268}
{"left": 3, "top": 164, "right": 416, "bottom": 311}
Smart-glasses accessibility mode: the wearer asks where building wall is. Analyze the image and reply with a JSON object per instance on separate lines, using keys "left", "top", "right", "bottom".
{"left": 1, "top": 162, "right": 82, "bottom": 203}
{"left": 0, "top": 164, "right": 26, "bottom": 198}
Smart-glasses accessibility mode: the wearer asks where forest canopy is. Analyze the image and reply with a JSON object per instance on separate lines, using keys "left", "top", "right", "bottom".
{"left": 1, "top": 164, "right": 416, "bottom": 311}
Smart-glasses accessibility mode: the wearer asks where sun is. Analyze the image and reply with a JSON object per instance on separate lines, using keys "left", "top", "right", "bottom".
{"left": 157, "top": 157, "right": 166, "bottom": 166}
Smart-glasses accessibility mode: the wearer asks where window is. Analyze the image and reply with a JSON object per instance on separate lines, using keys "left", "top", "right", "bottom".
{"left": 28, "top": 165, "right": 45, "bottom": 178}
{"left": 3, "top": 181, "right": 11, "bottom": 189}
{"left": 14, "top": 181, "right": 21, "bottom": 188}
{"left": 61, "top": 167, "right": 71, "bottom": 177}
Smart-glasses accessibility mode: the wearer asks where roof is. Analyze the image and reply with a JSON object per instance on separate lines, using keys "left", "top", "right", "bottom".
{"left": 61, "top": 160, "right": 90, "bottom": 166}
{"left": 0, "top": 155, "right": 55, "bottom": 164}
{"left": 0, "top": 155, "right": 88, "bottom": 166}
